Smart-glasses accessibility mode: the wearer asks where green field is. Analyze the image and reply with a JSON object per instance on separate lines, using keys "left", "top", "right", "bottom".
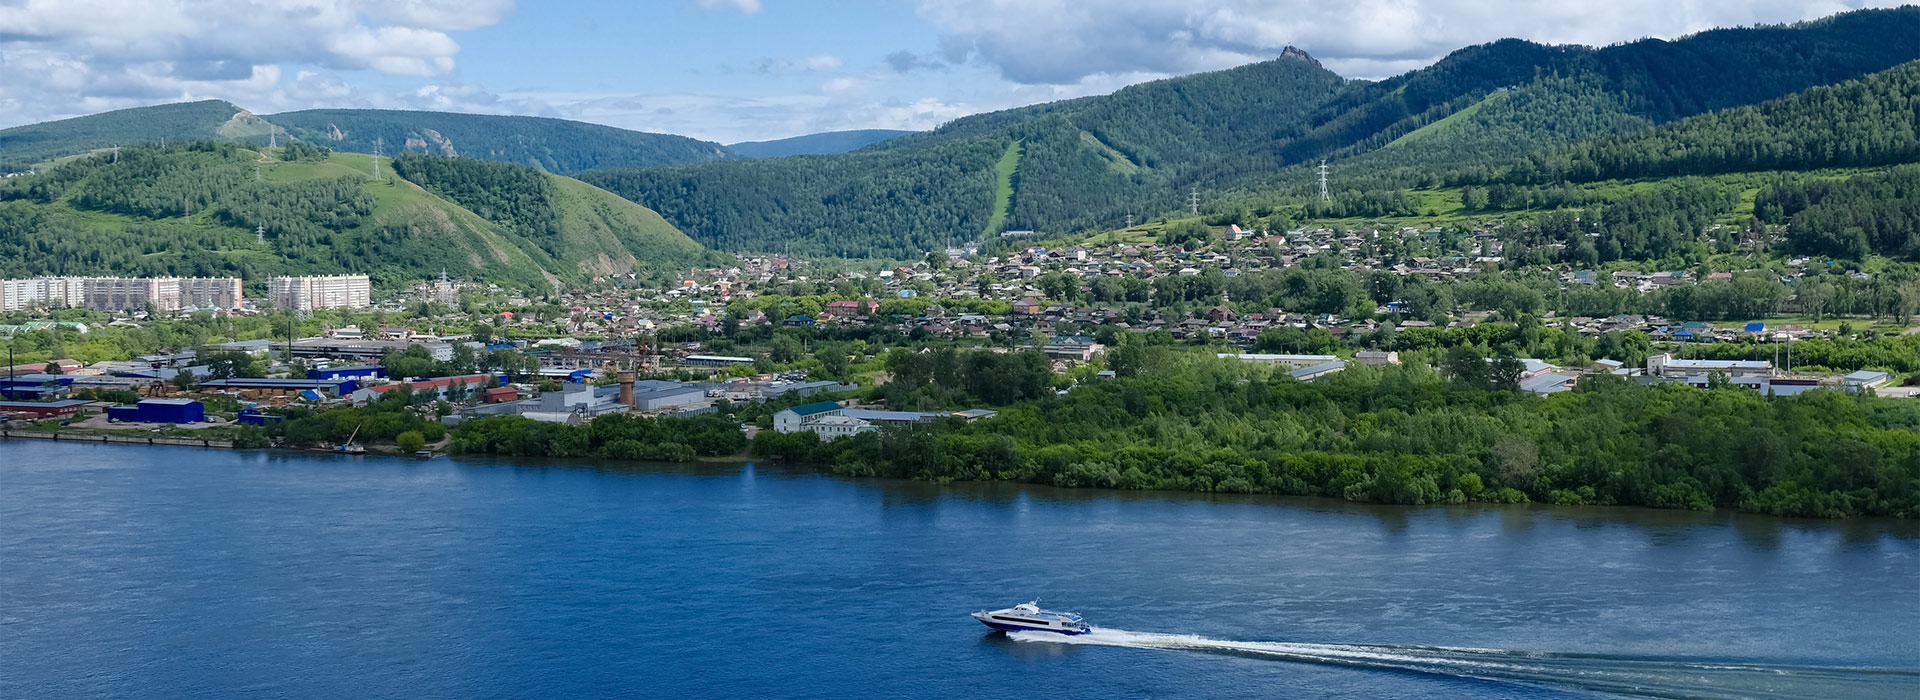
{"left": 1380, "top": 92, "right": 1503, "bottom": 150}
{"left": 981, "top": 139, "right": 1022, "bottom": 237}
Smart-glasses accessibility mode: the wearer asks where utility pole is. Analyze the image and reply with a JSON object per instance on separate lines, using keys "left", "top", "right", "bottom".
{"left": 1318, "top": 160, "right": 1330, "bottom": 203}
{"left": 1189, "top": 186, "right": 1200, "bottom": 216}
{"left": 268, "top": 129, "right": 276, "bottom": 149}
{"left": 1125, "top": 213, "right": 1134, "bottom": 230}
{"left": 372, "top": 137, "right": 382, "bottom": 180}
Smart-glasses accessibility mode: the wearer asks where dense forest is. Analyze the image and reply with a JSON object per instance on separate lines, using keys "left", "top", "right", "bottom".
{"left": 1755, "top": 166, "right": 1920, "bottom": 260}
{"left": 0, "top": 100, "right": 259, "bottom": 173}
{"left": 580, "top": 8, "right": 1919, "bottom": 257}
{"left": 265, "top": 109, "right": 731, "bottom": 173}
{"left": 450, "top": 413, "right": 748, "bottom": 463}
{"left": 0, "top": 141, "right": 715, "bottom": 287}
{"left": 392, "top": 154, "right": 563, "bottom": 250}
{"left": 1472, "top": 61, "right": 1920, "bottom": 186}
{"left": 391, "top": 153, "right": 719, "bottom": 277}
{"left": 750, "top": 355, "right": 1920, "bottom": 518}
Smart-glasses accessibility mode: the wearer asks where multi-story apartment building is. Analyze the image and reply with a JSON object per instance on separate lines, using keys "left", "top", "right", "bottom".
{"left": 0, "top": 276, "right": 242, "bottom": 312}
{"left": 175, "top": 277, "right": 244, "bottom": 310}
{"left": 270, "top": 275, "right": 371, "bottom": 310}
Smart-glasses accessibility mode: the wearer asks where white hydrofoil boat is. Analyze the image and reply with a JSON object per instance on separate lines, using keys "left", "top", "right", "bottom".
{"left": 972, "top": 601, "right": 1091, "bottom": 635}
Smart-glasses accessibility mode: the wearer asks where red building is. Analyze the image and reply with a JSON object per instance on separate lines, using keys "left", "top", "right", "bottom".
{"left": 0, "top": 399, "right": 91, "bottom": 419}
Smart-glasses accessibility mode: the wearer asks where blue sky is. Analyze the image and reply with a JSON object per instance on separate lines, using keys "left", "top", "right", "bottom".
{"left": 0, "top": 0, "right": 1901, "bottom": 143}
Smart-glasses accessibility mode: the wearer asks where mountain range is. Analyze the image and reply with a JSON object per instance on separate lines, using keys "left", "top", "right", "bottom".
{"left": 0, "top": 104, "right": 907, "bottom": 176}
{"left": 577, "top": 7, "right": 1920, "bottom": 257}
{"left": 0, "top": 6, "right": 1914, "bottom": 281}
{"left": 726, "top": 130, "right": 915, "bottom": 159}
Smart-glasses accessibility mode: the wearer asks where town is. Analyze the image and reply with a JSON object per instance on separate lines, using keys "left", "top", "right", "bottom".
{"left": 3, "top": 218, "right": 1915, "bottom": 456}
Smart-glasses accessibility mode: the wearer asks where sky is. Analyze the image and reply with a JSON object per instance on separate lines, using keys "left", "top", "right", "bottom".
{"left": 0, "top": 0, "right": 1903, "bottom": 144}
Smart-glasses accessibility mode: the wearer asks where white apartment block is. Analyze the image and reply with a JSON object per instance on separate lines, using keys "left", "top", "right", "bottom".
{"left": 0, "top": 276, "right": 241, "bottom": 312}
{"left": 270, "top": 275, "right": 371, "bottom": 310}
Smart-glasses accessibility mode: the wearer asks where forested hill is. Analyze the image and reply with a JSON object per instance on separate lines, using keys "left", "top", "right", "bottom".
{"left": 0, "top": 141, "right": 718, "bottom": 290}
{"left": 578, "top": 6, "right": 1920, "bottom": 258}
{"left": 578, "top": 52, "right": 1351, "bottom": 257}
{"left": 727, "top": 129, "right": 914, "bottom": 158}
{"left": 0, "top": 100, "right": 272, "bottom": 173}
{"left": 263, "top": 109, "right": 732, "bottom": 173}
{"left": 0, "top": 102, "right": 736, "bottom": 176}
{"left": 1476, "top": 61, "right": 1920, "bottom": 185}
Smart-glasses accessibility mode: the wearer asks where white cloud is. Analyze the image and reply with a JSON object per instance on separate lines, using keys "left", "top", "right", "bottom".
{"left": 0, "top": 0, "right": 512, "bottom": 125}
{"left": 914, "top": 0, "right": 1909, "bottom": 82}
{"left": 753, "top": 54, "right": 844, "bottom": 74}
{"left": 820, "top": 77, "right": 862, "bottom": 95}
{"left": 695, "top": 0, "right": 762, "bottom": 15}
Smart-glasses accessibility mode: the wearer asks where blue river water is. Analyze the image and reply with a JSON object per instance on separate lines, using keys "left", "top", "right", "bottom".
{"left": 2, "top": 441, "right": 1916, "bottom": 699}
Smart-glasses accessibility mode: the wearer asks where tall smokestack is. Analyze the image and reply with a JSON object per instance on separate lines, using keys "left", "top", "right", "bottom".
{"left": 619, "top": 370, "right": 635, "bottom": 407}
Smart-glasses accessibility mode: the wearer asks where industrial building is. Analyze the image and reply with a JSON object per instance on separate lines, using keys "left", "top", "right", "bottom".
{"left": 684, "top": 354, "right": 755, "bottom": 366}
{"left": 0, "top": 373, "right": 74, "bottom": 400}
{"left": 106, "top": 399, "right": 205, "bottom": 424}
{"left": 1646, "top": 354, "right": 1774, "bottom": 379}
{"left": 0, "top": 399, "right": 91, "bottom": 419}
{"left": 1285, "top": 361, "right": 1347, "bottom": 382}
{"left": 197, "top": 377, "right": 358, "bottom": 398}
{"left": 270, "top": 275, "right": 372, "bottom": 310}
{"left": 1042, "top": 336, "right": 1104, "bottom": 362}
{"left": 1217, "top": 353, "right": 1341, "bottom": 369}
{"left": 309, "top": 365, "right": 387, "bottom": 381}
{"left": 238, "top": 408, "right": 283, "bottom": 426}
{"left": 289, "top": 338, "right": 455, "bottom": 362}
{"left": 351, "top": 374, "right": 506, "bottom": 404}
{"left": 773, "top": 401, "right": 993, "bottom": 437}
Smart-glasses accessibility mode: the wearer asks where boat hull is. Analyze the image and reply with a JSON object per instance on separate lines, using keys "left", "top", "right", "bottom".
{"left": 974, "top": 615, "right": 1090, "bottom": 635}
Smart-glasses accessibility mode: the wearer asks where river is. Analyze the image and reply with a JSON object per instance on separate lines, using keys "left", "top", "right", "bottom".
{"left": 1, "top": 442, "right": 1915, "bottom": 699}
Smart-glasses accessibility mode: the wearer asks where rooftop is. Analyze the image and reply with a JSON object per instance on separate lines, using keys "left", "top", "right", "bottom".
{"left": 787, "top": 401, "right": 843, "bottom": 417}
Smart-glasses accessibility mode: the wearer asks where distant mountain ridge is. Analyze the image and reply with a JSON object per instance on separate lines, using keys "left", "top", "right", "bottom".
{"left": 574, "top": 6, "right": 1920, "bottom": 257}
{"left": 1, "top": 101, "right": 919, "bottom": 175}
{"left": 0, "top": 102, "right": 735, "bottom": 174}
{"left": 266, "top": 109, "right": 731, "bottom": 173}
{"left": 727, "top": 129, "right": 915, "bottom": 158}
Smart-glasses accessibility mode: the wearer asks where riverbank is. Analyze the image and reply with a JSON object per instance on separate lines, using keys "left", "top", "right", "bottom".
{"left": 1, "top": 429, "right": 235, "bottom": 449}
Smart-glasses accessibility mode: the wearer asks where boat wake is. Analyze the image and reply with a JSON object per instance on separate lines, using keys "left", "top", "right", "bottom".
{"left": 1004, "top": 628, "right": 1919, "bottom": 699}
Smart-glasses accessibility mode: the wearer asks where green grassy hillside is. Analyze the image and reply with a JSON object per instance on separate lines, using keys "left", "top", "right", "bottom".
{"left": 0, "top": 142, "right": 714, "bottom": 290}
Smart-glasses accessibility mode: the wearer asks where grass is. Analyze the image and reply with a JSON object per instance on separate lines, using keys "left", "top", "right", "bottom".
{"left": 1381, "top": 92, "right": 1503, "bottom": 150}
{"left": 981, "top": 139, "right": 1022, "bottom": 238}
{"left": 1077, "top": 131, "right": 1140, "bottom": 175}
{"left": 1705, "top": 316, "right": 1911, "bottom": 334}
